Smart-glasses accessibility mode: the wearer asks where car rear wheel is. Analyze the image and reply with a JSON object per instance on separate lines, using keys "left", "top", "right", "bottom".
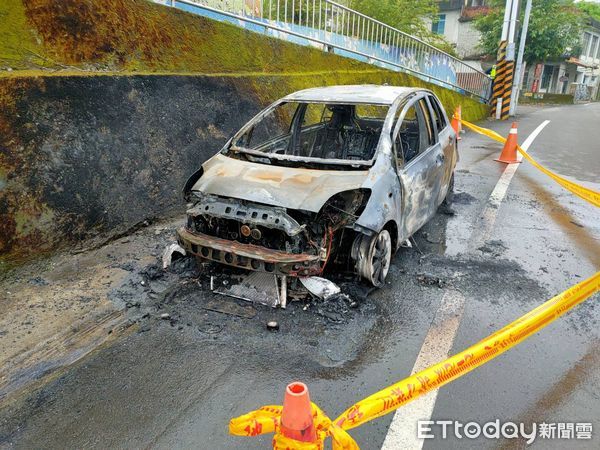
{"left": 443, "top": 173, "right": 455, "bottom": 206}
{"left": 355, "top": 229, "right": 392, "bottom": 288}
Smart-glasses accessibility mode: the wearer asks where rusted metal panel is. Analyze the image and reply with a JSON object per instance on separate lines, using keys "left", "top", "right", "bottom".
{"left": 177, "top": 227, "right": 321, "bottom": 276}
{"left": 177, "top": 227, "right": 319, "bottom": 263}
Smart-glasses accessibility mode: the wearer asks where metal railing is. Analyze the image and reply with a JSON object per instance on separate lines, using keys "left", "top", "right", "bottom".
{"left": 167, "top": 0, "right": 492, "bottom": 101}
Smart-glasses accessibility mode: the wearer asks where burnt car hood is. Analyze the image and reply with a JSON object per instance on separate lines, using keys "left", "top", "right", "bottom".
{"left": 192, "top": 154, "right": 370, "bottom": 212}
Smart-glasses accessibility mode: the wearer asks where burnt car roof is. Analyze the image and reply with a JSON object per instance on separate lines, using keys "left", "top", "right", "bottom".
{"left": 283, "top": 85, "right": 424, "bottom": 105}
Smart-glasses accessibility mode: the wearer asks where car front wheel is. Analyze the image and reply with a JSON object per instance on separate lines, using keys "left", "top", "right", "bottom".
{"left": 355, "top": 229, "right": 392, "bottom": 287}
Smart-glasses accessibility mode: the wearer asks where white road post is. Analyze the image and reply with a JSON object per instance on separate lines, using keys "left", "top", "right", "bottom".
{"left": 507, "top": 0, "right": 520, "bottom": 59}
{"left": 510, "top": 0, "right": 532, "bottom": 116}
{"left": 501, "top": 0, "right": 512, "bottom": 40}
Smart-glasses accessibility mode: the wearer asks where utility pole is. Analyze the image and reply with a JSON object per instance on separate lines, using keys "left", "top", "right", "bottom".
{"left": 509, "top": 0, "right": 532, "bottom": 116}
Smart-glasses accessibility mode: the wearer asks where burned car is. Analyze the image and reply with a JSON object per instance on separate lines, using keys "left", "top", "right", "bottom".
{"left": 178, "top": 85, "right": 457, "bottom": 287}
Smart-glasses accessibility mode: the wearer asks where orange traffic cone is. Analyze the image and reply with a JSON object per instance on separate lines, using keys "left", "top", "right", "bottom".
{"left": 280, "top": 382, "right": 317, "bottom": 443}
{"left": 495, "top": 122, "right": 520, "bottom": 164}
{"left": 451, "top": 106, "right": 462, "bottom": 141}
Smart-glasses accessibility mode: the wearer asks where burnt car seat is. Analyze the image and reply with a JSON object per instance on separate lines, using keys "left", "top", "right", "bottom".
{"left": 311, "top": 105, "right": 354, "bottom": 159}
{"left": 310, "top": 106, "right": 381, "bottom": 160}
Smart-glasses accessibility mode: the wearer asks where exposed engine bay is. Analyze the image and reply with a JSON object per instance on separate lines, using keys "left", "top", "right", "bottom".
{"left": 178, "top": 189, "right": 370, "bottom": 277}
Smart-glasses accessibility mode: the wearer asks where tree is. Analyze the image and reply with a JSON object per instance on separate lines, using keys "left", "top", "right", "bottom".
{"left": 474, "top": 0, "right": 583, "bottom": 63}
{"left": 348, "top": 0, "right": 457, "bottom": 55}
{"left": 576, "top": 1, "right": 600, "bottom": 22}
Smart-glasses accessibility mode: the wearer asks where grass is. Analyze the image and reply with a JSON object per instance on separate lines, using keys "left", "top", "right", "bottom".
{"left": 0, "top": 0, "right": 47, "bottom": 69}
{"left": 1, "top": 0, "right": 489, "bottom": 120}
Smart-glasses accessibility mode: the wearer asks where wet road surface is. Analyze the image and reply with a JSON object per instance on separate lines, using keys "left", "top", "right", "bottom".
{"left": 0, "top": 103, "right": 599, "bottom": 449}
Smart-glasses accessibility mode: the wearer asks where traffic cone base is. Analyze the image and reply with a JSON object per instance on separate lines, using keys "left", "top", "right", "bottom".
{"left": 496, "top": 122, "right": 520, "bottom": 164}
{"left": 495, "top": 156, "right": 521, "bottom": 164}
{"left": 280, "top": 382, "right": 317, "bottom": 443}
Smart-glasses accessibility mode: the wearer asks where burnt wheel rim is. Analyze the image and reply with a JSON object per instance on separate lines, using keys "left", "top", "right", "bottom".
{"left": 370, "top": 230, "right": 391, "bottom": 287}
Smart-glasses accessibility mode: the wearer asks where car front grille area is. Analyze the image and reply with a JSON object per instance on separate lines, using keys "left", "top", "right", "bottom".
{"left": 187, "top": 215, "right": 309, "bottom": 254}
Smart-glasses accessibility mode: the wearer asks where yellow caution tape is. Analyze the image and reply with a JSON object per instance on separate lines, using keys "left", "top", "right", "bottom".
{"left": 230, "top": 272, "right": 600, "bottom": 448}
{"left": 230, "top": 116, "right": 600, "bottom": 449}
{"left": 460, "top": 119, "right": 600, "bottom": 208}
{"left": 229, "top": 403, "right": 359, "bottom": 450}
{"left": 334, "top": 271, "right": 600, "bottom": 430}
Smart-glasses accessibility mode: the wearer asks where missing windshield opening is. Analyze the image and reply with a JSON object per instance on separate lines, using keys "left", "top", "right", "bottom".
{"left": 228, "top": 101, "right": 389, "bottom": 166}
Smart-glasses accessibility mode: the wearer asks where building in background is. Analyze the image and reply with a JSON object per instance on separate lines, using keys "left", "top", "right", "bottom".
{"left": 522, "top": 17, "right": 600, "bottom": 102}
{"left": 426, "top": 0, "right": 490, "bottom": 69}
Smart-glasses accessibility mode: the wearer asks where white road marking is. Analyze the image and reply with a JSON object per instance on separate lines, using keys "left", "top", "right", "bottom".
{"left": 381, "top": 290, "right": 464, "bottom": 450}
{"left": 381, "top": 120, "right": 550, "bottom": 450}
{"left": 469, "top": 120, "right": 550, "bottom": 251}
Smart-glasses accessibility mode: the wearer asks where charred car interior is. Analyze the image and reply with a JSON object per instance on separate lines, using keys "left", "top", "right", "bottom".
{"left": 178, "top": 85, "right": 457, "bottom": 290}
{"left": 229, "top": 101, "right": 388, "bottom": 163}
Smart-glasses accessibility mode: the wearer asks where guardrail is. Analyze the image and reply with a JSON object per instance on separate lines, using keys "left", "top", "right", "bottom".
{"left": 161, "top": 0, "right": 492, "bottom": 102}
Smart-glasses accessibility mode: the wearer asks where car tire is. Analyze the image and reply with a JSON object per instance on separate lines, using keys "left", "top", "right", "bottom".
{"left": 443, "top": 173, "right": 455, "bottom": 206}
{"left": 355, "top": 229, "right": 392, "bottom": 288}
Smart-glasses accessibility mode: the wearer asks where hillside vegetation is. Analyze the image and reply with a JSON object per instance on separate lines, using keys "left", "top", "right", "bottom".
{"left": 2, "top": 0, "right": 368, "bottom": 73}
{"left": 1, "top": 0, "right": 488, "bottom": 117}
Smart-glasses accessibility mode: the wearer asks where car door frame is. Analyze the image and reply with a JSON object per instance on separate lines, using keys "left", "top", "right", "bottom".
{"left": 391, "top": 93, "right": 445, "bottom": 239}
{"left": 425, "top": 94, "right": 457, "bottom": 205}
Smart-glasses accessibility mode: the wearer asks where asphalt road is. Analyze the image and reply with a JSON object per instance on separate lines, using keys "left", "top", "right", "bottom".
{"left": 1, "top": 103, "right": 599, "bottom": 450}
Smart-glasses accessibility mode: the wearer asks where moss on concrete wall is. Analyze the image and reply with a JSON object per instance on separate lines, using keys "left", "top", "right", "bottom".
{"left": 1, "top": 0, "right": 488, "bottom": 120}
{"left": 242, "top": 71, "right": 489, "bottom": 122}
{"left": 0, "top": 0, "right": 44, "bottom": 69}
{"left": 3, "top": 0, "right": 367, "bottom": 73}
